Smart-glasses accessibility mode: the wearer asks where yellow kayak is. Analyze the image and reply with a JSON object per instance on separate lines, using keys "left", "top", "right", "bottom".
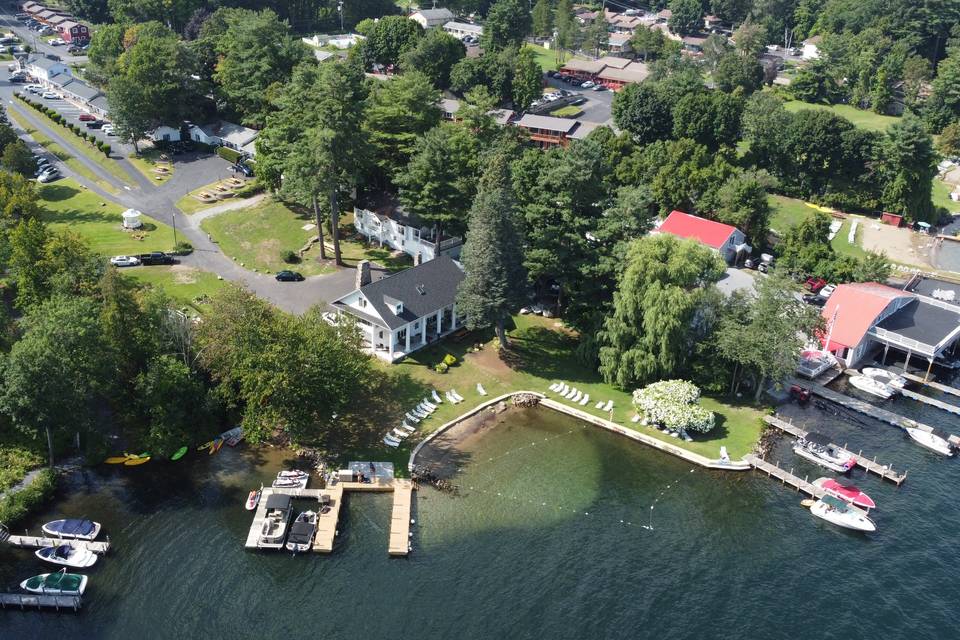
{"left": 123, "top": 456, "right": 151, "bottom": 466}
{"left": 105, "top": 456, "right": 131, "bottom": 464}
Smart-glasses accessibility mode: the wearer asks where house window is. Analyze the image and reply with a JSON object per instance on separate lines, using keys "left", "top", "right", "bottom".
{"left": 359, "top": 297, "right": 367, "bottom": 308}
{"left": 398, "top": 328, "right": 407, "bottom": 343}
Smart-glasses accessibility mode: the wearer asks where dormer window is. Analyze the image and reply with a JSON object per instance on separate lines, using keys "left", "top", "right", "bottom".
{"left": 383, "top": 295, "right": 403, "bottom": 315}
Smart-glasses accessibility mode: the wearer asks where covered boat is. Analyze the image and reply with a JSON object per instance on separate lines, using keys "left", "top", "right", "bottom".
{"left": 904, "top": 426, "right": 955, "bottom": 457}
{"left": 20, "top": 570, "right": 88, "bottom": 595}
{"left": 812, "top": 477, "right": 876, "bottom": 510}
{"left": 35, "top": 544, "right": 98, "bottom": 568}
{"left": 848, "top": 374, "right": 895, "bottom": 399}
{"left": 272, "top": 470, "right": 309, "bottom": 489}
{"left": 809, "top": 495, "right": 877, "bottom": 532}
{"left": 258, "top": 494, "right": 293, "bottom": 549}
{"left": 41, "top": 519, "right": 101, "bottom": 541}
{"left": 861, "top": 367, "right": 907, "bottom": 390}
{"left": 285, "top": 511, "right": 318, "bottom": 553}
{"left": 793, "top": 432, "right": 857, "bottom": 473}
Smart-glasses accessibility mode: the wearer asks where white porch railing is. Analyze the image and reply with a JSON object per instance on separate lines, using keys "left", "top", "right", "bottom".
{"left": 869, "top": 328, "right": 936, "bottom": 356}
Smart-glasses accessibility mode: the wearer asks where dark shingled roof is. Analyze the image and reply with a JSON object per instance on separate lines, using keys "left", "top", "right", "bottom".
{"left": 876, "top": 299, "right": 960, "bottom": 348}
{"left": 334, "top": 256, "right": 465, "bottom": 330}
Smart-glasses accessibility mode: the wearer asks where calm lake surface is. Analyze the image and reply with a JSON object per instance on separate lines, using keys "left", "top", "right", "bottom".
{"left": 3, "top": 395, "right": 960, "bottom": 639}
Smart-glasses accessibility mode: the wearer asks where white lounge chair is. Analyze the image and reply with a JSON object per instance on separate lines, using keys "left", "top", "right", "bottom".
{"left": 445, "top": 391, "right": 457, "bottom": 403}
{"left": 432, "top": 390, "right": 443, "bottom": 404}
{"left": 383, "top": 435, "right": 400, "bottom": 448}
{"left": 564, "top": 388, "right": 578, "bottom": 399}
{"left": 412, "top": 407, "right": 428, "bottom": 419}
{"left": 579, "top": 394, "right": 590, "bottom": 406}
{"left": 398, "top": 423, "right": 416, "bottom": 434}
{"left": 421, "top": 399, "right": 437, "bottom": 411}
{"left": 602, "top": 400, "right": 614, "bottom": 412}
{"left": 451, "top": 390, "right": 464, "bottom": 402}
{"left": 560, "top": 384, "right": 569, "bottom": 395}
{"left": 477, "top": 383, "right": 487, "bottom": 396}
{"left": 405, "top": 412, "right": 420, "bottom": 424}
{"left": 418, "top": 401, "right": 435, "bottom": 413}
{"left": 631, "top": 414, "right": 641, "bottom": 423}
{"left": 572, "top": 391, "right": 583, "bottom": 403}
{"left": 549, "top": 382, "right": 562, "bottom": 392}
{"left": 391, "top": 429, "right": 409, "bottom": 440}
{"left": 595, "top": 401, "right": 604, "bottom": 409}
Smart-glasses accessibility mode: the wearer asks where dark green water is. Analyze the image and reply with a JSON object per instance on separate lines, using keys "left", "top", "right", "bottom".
{"left": 2, "top": 404, "right": 959, "bottom": 639}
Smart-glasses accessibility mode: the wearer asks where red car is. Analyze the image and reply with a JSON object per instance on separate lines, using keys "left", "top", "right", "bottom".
{"left": 78, "top": 113, "right": 95, "bottom": 122}
{"left": 804, "top": 277, "right": 826, "bottom": 293}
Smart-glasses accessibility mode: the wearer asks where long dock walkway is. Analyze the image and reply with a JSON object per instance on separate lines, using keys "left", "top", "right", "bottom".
{"left": 389, "top": 479, "right": 413, "bottom": 556}
{"left": 900, "top": 371, "right": 960, "bottom": 399}
{"left": 900, "top": 388, "right": 960, "bottom": 416}
{"left": 763, "top": 416, "right": 907, "bottom": 484}
{"left": 790, "top": 377, "right": 960, "bottom": 447}
{"left": 743, "top": 454, "right": 826, "bottom": 498}
{"left": 6, "top": 535, "right": 110, "bottom": 554}
{"left": 0, "top": 593, "right": 81, "bottom": 611}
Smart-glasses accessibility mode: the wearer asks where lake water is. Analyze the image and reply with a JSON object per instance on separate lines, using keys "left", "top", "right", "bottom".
{"left": 2, "top": 401, "right": 960, "bottom": 639}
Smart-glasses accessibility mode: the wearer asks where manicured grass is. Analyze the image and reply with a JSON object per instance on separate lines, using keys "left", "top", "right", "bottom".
{"left": 361, "top": 314, "right": 766, "bottom": 469}
{"left": 201, "top": 196, "right": 335, "bottom": 276}
{"left": 933, "top": 177, "right": 960, "bottom": 214}
{"left": 830, "top": 217, "right": 868, "bottom": 260}
{"left": 175, "top": 180, "right": 242, "bottom": 215}
{"left": 769, "top": 194, "right": 828, "bottom": 234}
{"left": 38, "top": 178, "right": 176, "bottom": 255}
{"left": 783, "top": 100, "right": 900, "bottom": 132}
{"left": 128, "top": 148, "right": 174, "bottom": 185}
{"left": 13, "top": 98, "right": 135, "bottom": 187}
{"left": 524, "top": 43, "right": 561, "bottom": 72}
{"left": 8, "top": 107, "right": 118, "bottom": 194}
{"left": 549, "top": 105, "right": 583, "bottom": 118}
{"left": 123, "top": 265, "right": 228, "bottom": 316}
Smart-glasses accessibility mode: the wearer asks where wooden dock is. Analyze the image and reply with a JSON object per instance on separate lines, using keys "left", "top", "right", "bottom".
{"left": 899, "top": 388, "right": 960, "bottom": 416}
{"left": 0, "top": 593, "right": 81, "bottom": 611}
{"left": 900, "top": 371, "right": 960, "bottom": 399}
{"left": 743, "top": 454, "right": 826, "bottom": 498}
{"left": 245, "top": 480, "right": 414, "bottom": 556}
{"left": 6, "top": 535, "right": 110, "bottom": 555}
{"left": 763, "top": 416, "right": 907, "bottom": 485}
{"left": 790, "top": 377, "right": 960, "bottom": 448}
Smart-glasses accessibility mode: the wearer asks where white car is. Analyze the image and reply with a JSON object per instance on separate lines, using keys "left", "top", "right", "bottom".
{"left": 41, "top": 91, "right": 58, "bottom": 99}
{"left": 819, "top": 284, "right": 837, "bottom": 299}
{"left": 110, "top": 255, "right": 141, "bottom": 267}
{"left": 26, "top": 84, "right": 43, "bottom": 93}
{"left": 581, "top": 81, "right": 595, "bottom": 89}
{"left": 37, "top": 168, "right": 59, "bottom": 183}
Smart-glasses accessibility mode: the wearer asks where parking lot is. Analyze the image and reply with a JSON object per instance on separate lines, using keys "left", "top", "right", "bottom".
{"left": 20, "top": 83, "right": 132, "bottom": 154}
{"left": 543, "top": 75, "right": 614, "bottom": 125}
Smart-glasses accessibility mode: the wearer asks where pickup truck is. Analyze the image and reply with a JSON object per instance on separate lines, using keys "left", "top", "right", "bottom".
{"left": 136, "top": 252, "right": 175, "bottom": 265}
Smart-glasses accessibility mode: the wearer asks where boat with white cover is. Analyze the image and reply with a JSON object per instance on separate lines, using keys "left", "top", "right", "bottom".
{"left": 904, "top": 426, "right": 955, "bottom": 456}
{"left": 848, "top": 374, "right": 895, "bottom": 399}
{"left": 35, "top": 543, "right": 98, "bottom": 568}
{"left": 41, "top": 518, "right": 101, "bottom": 540}
{"left": 861, "top": 367, "right": 907, "bottom": 390}
{"left": 258, "top": 494, "right": 293, "bottom": 549}
{"left": 793, "top": 432, "right": 856, "bottom": 473}
{"left": 285, "top": 511, "right": 318, "bottom": 553}
{"left": 20, "top": 569, "right": 88, "bottom": 595}
{"left": 809, "top": 495, "right": 877, "bottom": 532}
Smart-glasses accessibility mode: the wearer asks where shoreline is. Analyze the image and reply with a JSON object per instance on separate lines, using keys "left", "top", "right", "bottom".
{"left": 409, "top": 391, "right": 753, "bottom": 474}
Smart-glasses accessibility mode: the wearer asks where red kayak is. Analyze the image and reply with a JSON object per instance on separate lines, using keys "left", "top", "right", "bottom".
{"left": 813, "top": 477, "right": 876, "bottom": 510}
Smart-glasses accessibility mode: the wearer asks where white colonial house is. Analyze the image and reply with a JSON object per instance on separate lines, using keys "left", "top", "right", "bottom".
{"left": 21, "top": 56, "right": 69, "bottom": 86}
{"left": 354, "top": 208, "right": 462, "bottom": 262}
{"left": 330, "top": 256, "right": 466, "bottom": 362}
{"left": 409, "top": 8, "right": 454, "bottom": 29}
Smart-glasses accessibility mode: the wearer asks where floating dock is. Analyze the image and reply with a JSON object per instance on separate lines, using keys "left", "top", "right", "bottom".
{"left": 0, "top": 593, "right": 81, "bottom": 612}
{"left": 899, "top": 388, "right": 960, "bottom": 416}
{"left": 743, "top": 454, "right": 826, "bottom": 498}
{"left": 244, "top": 479, "right": 414, "bottom": 556}
{"left": 5, "top": 535, "right": 110, "bottom": 555}
{"left": 899, "top": 371, "right": 960, "bottom": 398}
{"left": 763, "top": 416, "right": 907, "bottom": 485}
{"left": 790, "top": 377, "right": 960, "bottom": 447}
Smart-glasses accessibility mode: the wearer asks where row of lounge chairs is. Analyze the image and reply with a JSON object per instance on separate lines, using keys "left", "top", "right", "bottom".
{"left": 382, "top": 384, "right": 488, "bottom": 447}
{"left": 547, "top": 382, "right": 613, "bottom": 412}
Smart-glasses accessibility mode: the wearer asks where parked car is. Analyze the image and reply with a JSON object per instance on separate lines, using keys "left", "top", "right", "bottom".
{"left": 819, "top": 284, "right": 837, "bottom": 299}
{"left": 78, "top": 113, "right": 96, "bottom": 121}
{"left": 546, "top": 70, "right": 558, "bottom": 78}
{"left": 275, "top": 270, "right": 304, "bottom": 282}
{"left": 804, "top": 277, "right": 826, "bottom": 293}
{"left": 67, "top": 46, "right": 83, "bottom": 54}
{"left": 85, "top": 119, "right": 104, "bottom": 129}
{"left": 101, "top": 124, "right": 115, "bottom": 134}
{"left": 26, "top": 84, "right": 43, "bottom": 93}
{"left": 35, "top": 157, "right": 50, "bottom": 170}
{"left": 592, "top": 84, "right": 607, "bottom": 91}
{"left": 232, "top": 163, "right": 254, "bottom": 177}
{"left": 137, "top": 252, "right": 175, "bottom": 266}
{"left": 569, "top": 78, "right": 582, "bottom": 86}
{"left": 41, "top": 91, "right": 58, "bottom": 99}
{"left": 802, "top": 294, "right": 826, "bottom": 307}
{"left": 37, "top": 168, "right": 59, "bottom": 183}
{"left": 581, "top": 80, "right": 595, "bottom": 89}
{"left": 8, "top": 74, "right": 25, "bottom": 83}
{"left": 110, "top": 255, "right": 141, "bottom": 267}
{"left": 49, "top": 38, "right": 64, "bottom": 46}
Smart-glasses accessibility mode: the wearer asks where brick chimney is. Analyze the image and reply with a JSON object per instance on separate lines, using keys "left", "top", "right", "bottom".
{"left": 356, "top": 260, "right": 371, "bottom": 289}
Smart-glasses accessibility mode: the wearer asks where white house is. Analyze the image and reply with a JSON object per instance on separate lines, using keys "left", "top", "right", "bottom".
{"left": 354, "top": 207, "right": 462, "bottom": 262}
{"left": 22, "top": 56, "right": 69, "bottom": 85}
{"left": 302, "top": 33, "right": 365, "bottom": 50}
{"left": 443, "top": 21, "right": 483, "bottom": 39}
{"left": 188, "top": 121, "right": 259, "bottom": 156}
{"left": 330, "top": 256, "right": 466, "bottom": 362}
{"left": 409, "top": 8, "right": 454, "bottom": 29}
{"left": 150, "top": 125, "right": 181, "bottom": 143}
{"left": 801, "top": 35, "right": 821, "bottom": 60}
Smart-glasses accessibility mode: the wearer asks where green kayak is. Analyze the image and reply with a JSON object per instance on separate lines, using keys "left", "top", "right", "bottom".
{"left": 171, "top": 446, "right": 188, "bottom": 461}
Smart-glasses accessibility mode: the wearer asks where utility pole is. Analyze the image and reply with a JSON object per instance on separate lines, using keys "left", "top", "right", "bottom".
{"left": 338, "top": 1, "right": 344, "bottom": 32}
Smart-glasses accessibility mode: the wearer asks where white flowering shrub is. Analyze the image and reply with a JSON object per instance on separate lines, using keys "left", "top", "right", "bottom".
{"left": 632, "top": 380, "right": 715, "bottom": 433}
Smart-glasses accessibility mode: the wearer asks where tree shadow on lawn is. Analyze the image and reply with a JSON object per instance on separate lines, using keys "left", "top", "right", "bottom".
{"left": 38, "top": 183, "right": 81, "bottom": 202}
{"left": 687, "top": 411, "right": 730, "bottom": 447}
{"left": 506, "top": 324, "right": 601, "bottom": 385}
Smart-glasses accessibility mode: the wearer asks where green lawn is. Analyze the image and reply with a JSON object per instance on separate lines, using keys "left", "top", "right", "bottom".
{"left": 524, "top": 43, "right": 560, "bottom": 72}
{"left": 933, "top": 177, "right": 960, "bottom": 214}
{"left": 201, "top": 196, "right": 335, "bottom": 276}
{"left": 38, "top": 179, "right": 177, "bottom": 256}
{"left": 830, "top": 217, "right": 868, "bottom": 260}
{"left": 549, "top": 105, "right": 583, "bottom": 118}
{"left": 128, "top": 148, "right": 174, "bottom": 185}
{"left": 175, "top": 179, "right": 242, "bottom": 215}
{"left": 769, "top": 194, "right": 822, "bottom": 233}
{"left": 8, "top": 108, "right": 118, "bottom": 194}
{"left": 783, "top": 100, "right": 900, "bottom": 132}
{"left": 13, "top": 99, "right": 135, "bottom": 187}
{"left": 355, "top": 314, "right": 766, "bottom": 470}
{"left": 123, "top": 265, "right": 228, "bottom": 316}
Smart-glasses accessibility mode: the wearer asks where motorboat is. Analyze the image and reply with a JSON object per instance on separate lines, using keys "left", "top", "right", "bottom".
{"left": 812, "top": 478, "right": 876, "bottom": 510}
{"left": 904, "top": 426, "right": 956, "bottom": 457}
{"left": 848, "top": 374, "right": 895, "bottom": 399}
{"left": 20, "top": 569, "right": 88, "bottom": 596}
{"left": 793, "top": 432, "right": 857, "bottom": 473}
{"left": 272, "top": 470, "right": 309, "bottom": 489}
{"left": 35, "top": 544, "right": 98, "bottom": 568}
{"left": 285, "top": 511, "right": 318, "bottom": 553}
{"left": 861, "top": 367, "right": 907, "bottom": 390}
{"left": 258, "top": 494, "right": 293, "bottom": 549}
{"left": 41, "top": 519, "right": 101, "bottom": 541}
{"left": 245, "top": 486, "right": 262, "bottom": 511}
{"left": 809, "top": 495, "right": 876, "bottom": 532}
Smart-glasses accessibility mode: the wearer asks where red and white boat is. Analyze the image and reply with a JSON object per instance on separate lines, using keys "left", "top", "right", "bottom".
{"left": 245, "top": 486, "right": 262, "bottom": 511}
{"left": 813, "top": 477, "right": 876, "bottom": 510}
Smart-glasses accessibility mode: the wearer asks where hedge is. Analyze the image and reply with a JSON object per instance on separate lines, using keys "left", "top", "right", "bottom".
{"left": 216, "top": 146, "right": 243, "bottom": 163}
{"left": 0, "top": 468, "right": 57, "bottom": 527}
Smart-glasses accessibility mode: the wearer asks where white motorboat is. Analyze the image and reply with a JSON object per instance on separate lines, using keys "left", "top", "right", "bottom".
{"left": 793, "top": 432, "right": 856, "bottom": 473}
{"left": 20, "top": 569, "right": 88, "bottom": 595}
{"left": 272, "top": 470, "right": 309, "bottom": 489}
{"left": 285, "top": 511, "right": 318, "bottom": 553}
{"left": 258, "top": 493, "right": 293, "bottom": 549}
{"left": 904, "top": 426, "right": 956, "bottom": 457}
{"left": 41, "top": 518, "right": 101, "bottom": 540}
{"left": 848, "top": 374, "right": 894, "bottom": 399}
{"left": 861, "top": 367, "right": 907, "bottom": 390}
{"left": 809, "top": 495, "right": 876, "bottom": 532}
{"left": 35, "top": 543, "right": 98, "bottom": 568}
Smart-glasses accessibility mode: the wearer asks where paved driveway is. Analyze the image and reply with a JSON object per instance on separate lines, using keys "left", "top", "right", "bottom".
{"left": 545, "top": 76, "right": 614, "bottom": 124}
{"left": 717, "top": 267, "right": 759, "bottom": 296}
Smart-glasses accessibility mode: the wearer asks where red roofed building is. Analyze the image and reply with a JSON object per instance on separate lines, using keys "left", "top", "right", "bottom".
{"left": 820, "top": 283, "right": 915, "bottom": 365}
{"left": 656, "top": 210, "right": 748, "bottom": 264}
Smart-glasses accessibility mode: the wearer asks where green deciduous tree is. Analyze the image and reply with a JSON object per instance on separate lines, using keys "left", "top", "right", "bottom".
{"left": 713, "top": 169, "right": 778, "bottom": 245}
{"left": 672, "top": 91, "right": 744, "bottom": 151}
{"left": 482, "top": 0, "right": 531, "bottom": 51}
{"left": 937, "top": 121, "right": 960, "bottom": 157}
{"left": 456, "top": 149, "right": 527, "bottom": 345}
{"left": 512, "top": 47, "right": 543, "bottom": 111}
{"left": 402, "top": 28, "right": 466, "bottom": 89}
{"left": 598, "top": 234, "right": 726, "bottom": 389}
{"left": 2, "top": 140, "right": 36, "bottom": 177}
{"left": 713, "top": 50, "right": 764, "bottom": 94}
{"left": 668, "top": 0, "right": 704, "bottom": 36}
{"left": 612, "top": 82, "right": 676, "bottom": 145}
{"left": 136, "top": 355, "right": 211, "bottom": 457}
{"left": 532, "top": 0, "right": 553, "bottom": 37}
{"left": 359, "top": 14, "right": 424, "bottom": 68}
